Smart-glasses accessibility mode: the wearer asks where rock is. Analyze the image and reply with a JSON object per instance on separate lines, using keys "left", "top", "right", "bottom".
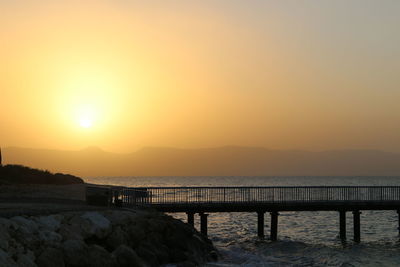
{"left": 62, "top": 239, "right": 89, "bottom": 267}
{"left": 16, "top": 250, "right": 37, "bottom": 267}
{"left": 175, "top": 262, "right": 197, "bottom": 267}
{"left": 80, "top": 212, "right": 111, "bottom": 239}
{"left": 13, "top": 230, "right": 40, "bottom": 253}
{"left": 38, "top": 230, "right": 63, "bottom": 246}
{"left": 87, "top": 245, "right": 118, "bottom": 267}
{"left": 146, "top": 217, "right": 167, "bottom": 234}
{"left": 36, "top": 248, "right": 64, "bottom": 267}
{"left": 35, "top": 215, "right": 62, "bottom": 232}
{"left": 0, "top": 210, "right": 217, "bottom": 267}
{"left": 0, "top": 218, "right": 14, "bottom": 229}
{"left": 58, "top": 224, "right": 84, "bottom": 241}
{"left": 105, "top": 226, "right": 127, "bottom": 250}
{"left": 168, "top": 247, "right": 188, "bottom": 263}
{"left": 66, "top": 212, "right": 111, "bottom": 240}
{"left": 129, "top": 218, "right": 148, "bottom": 233}
{"left": 152, "top": 243, "right": 170, "bottom": 264}
{"left": 164, "top": 229, "right": 192, "bottom": 251}
{"left": 81, "top": 212, "right": 111, "bottom": 230}
{"left": 209, "top": 250, "right": 218, "bottom": 261}
{"left": 6, "top": 241, "right": 25, "bottom": 259}
{"left": 10, "top": 216, "right": 39, "bottom": 234}
{"left": 126, "top": 225, "right": 146, "bottom": 247}
{"left": 0, "top": 248, "right": 17, "bottom": 267}
{"left": 144, "top": 232, "right": 164, "bottom": 247}
{"left": 136, "top": 246, "right": 159, "bottom": 267}
{"left": 67, "top": 215, "right": 92, "bottom": 239}
{"left": 112, "top": 245, "right": 146, "bottom": 267}
{"left": 104, "top": 211, "right": 137, "bottom": 226}
{"left": 0, "top": 225, "right": 11, "bottom": 250}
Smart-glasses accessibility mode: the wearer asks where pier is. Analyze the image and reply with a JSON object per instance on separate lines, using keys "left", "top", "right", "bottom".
{"left": 107, "top": 186, "right": 400, "bottom": 242}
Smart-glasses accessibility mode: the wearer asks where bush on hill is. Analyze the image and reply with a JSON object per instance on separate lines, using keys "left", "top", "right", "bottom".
{"left": 0, "top": 164, "right": 84, "bottom": 185}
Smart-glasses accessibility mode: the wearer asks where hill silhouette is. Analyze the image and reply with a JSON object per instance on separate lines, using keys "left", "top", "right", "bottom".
{"left": 0, "top": 164, "right": 84, "bottom": 185}
{"left": 2, "top": 146, "right": 400, "bottom": 177}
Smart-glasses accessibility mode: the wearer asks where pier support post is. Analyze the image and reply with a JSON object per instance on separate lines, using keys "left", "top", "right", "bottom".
{"left": 270, "top": 211, "right": 279, "bottom": 241}
{"left": 397, "top": 210, "right": 400, "bottom": 235}
{"left": 200, "top": 213, "right": 209, "bottom": 236}
{"left": 339, "top": 210, "right": 346, "bottom": 241}
{"left": 187, "top": 212, "right": 195, "bottom": 227}
{"left": 353, "top": 210, "right": 361, "bottom": 243}
{"left": 257, "top": 211, "right": 265, "bottom": 238}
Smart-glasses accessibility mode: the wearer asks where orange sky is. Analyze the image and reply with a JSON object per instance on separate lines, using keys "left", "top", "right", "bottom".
{"left": 1, "top": 1, "right": 399, "bottom": 153}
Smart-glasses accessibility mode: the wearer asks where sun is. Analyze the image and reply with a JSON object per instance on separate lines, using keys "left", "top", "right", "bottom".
{"left": 76, "top": 105, "right": 97, "bottom": 129}
{"left": 79, "top": 116, "right": 93, "bottom": 128}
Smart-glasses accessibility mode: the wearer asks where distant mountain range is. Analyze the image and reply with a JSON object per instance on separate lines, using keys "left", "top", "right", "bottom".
{"left": 2, "top": 146, "right": 400, "bottom": 177}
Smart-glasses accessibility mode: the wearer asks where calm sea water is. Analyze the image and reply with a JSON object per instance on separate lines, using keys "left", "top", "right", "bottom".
{"left": 85, "top": 176, "right": 400, "bottom": 266}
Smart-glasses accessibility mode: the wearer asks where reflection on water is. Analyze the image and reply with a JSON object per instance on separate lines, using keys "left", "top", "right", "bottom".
{"left": 86, "top": 176, "right": 400, "bottom": 266}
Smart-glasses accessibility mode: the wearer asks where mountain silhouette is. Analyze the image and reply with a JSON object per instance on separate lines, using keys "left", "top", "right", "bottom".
{"left": 2, "top": 146, "right": 400, "bottom": 177}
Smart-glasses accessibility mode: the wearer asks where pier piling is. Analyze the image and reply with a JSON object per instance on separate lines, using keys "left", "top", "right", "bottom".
{"left": 270, "top": 211, "right": 279, "bottom": 241}
{"left": 397, "top": 210, "right": 400, "bottom": 235}
{"left": 353, "top": 210, "right": 361, "bottom": 242}
{"left": 187, "top": 212, "right": 195, "bottom": 226}
{"left": 339, "top": 210, "right": 346, "bottom": 241}
{"left": 200, "top": 213, "right": 209, "bottom": 236}
{"left": 257, "top": 211, "right": 265, "bottom": 238}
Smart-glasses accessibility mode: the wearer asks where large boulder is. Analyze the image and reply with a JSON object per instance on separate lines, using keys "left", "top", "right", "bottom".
{"left": 150, "top": 243, "right": 170, "bottom": 264}
{"left": 38, "top": 230, "right": 63, "bottom": 247}
{"left": 35, "top": 215, "right": 62, "bottom": 232}
{"left": 10, "top": 216, "right": 39, "bottom": 234}
{"left": 0, "top": 248, "right": 17, "bottom": 267}
{"left": 146, "top": 217, "right": 168, "bottom": 234}
{"left": 0, "top": 218, "right": 17, "bottom": 229}
{"left": 58, "top": 223, "right": 84, "bottom": 241}
{"left": 13, "top": 229, "right": 40, "bottom": 253}
{"left": 104, "top": 211, "right": 138, "bottom": 226}
{"left": 0, "top": 225, "right": 11, "bottom": 251}
{"left": 105, "top": 226, "right": 128, "bottom": 250}
{"left": 15, "top": 250, "right": 36, "bottom": 267}
{"left": 125, "top": 224, "right": 146, "bottom": 247}
{"left": 37, "top": 248, "right": 64, "bottom": 267}
{"left": 62, "top": 239, "right": 89, "bottom": 267}
{"left": 6, "top": 241, "right": 25, "bottom": 260}
{"left": 86, "top": 245, "right": 118, "bottom": 267}
{"left": 112, "top": 245, "right": 146, "bottom": 267}
{"left": 64, "top": 211, "right": 111, "bottom": 240}
{"left": 80, "top": 212, "right": 111, "bottom": 239}
{"left": 135, "top": 245, "right": 159, "bottom": 267}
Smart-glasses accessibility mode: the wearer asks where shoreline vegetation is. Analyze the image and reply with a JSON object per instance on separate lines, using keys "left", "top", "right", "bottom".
{"left": 0, "top": 165, "right": 218, "bottom": 266}
{"left": 0, "top": 165, "right": 84, "bottom": 185}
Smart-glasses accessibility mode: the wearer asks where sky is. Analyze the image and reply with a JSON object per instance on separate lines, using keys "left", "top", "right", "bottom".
{"left": 1, "top": 0, "right": 399, "bottom": 153}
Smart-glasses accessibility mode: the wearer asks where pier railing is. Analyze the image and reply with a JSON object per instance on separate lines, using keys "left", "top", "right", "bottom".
{"left": 100, "top": 186, "right": 400, "bottom": 241}
{"left": 115, "top": 186, "right": 400, "bottom": 207}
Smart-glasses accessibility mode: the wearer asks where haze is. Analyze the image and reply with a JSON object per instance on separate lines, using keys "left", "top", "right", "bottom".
{"left": 1, "top": 0, "right": 400, "bottom": 154}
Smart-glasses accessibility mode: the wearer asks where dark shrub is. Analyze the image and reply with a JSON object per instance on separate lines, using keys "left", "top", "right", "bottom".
{"left": 0, "top": 164, "right": 84, "bottom": 185}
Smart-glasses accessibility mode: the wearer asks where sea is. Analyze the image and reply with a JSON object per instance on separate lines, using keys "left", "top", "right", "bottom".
{"left": 85, "top": 176, "right": 400, "bottom": 266}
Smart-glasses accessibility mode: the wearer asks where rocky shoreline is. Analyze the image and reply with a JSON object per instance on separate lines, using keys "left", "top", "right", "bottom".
{"left": 0, "top": 209, "right": 218, "bottom": 267}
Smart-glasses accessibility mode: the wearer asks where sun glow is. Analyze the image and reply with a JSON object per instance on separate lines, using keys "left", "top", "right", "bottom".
{"left": 53, "top": 65, "right": 125, "bottom": 132}
{"left": 79, "top": 116, "right": 93, "bottom": 128}
{"left": 76, "top": 105, "right": 97, "bottom": 129}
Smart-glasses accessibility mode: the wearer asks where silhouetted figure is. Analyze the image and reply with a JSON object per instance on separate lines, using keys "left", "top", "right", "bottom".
{"left": 0, "top": 147, "right": 2, "bottom": 166}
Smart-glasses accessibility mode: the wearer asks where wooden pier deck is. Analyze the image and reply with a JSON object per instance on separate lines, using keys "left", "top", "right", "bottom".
{"left": 106, "top": 186, "right": 400, "bottom": 242}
